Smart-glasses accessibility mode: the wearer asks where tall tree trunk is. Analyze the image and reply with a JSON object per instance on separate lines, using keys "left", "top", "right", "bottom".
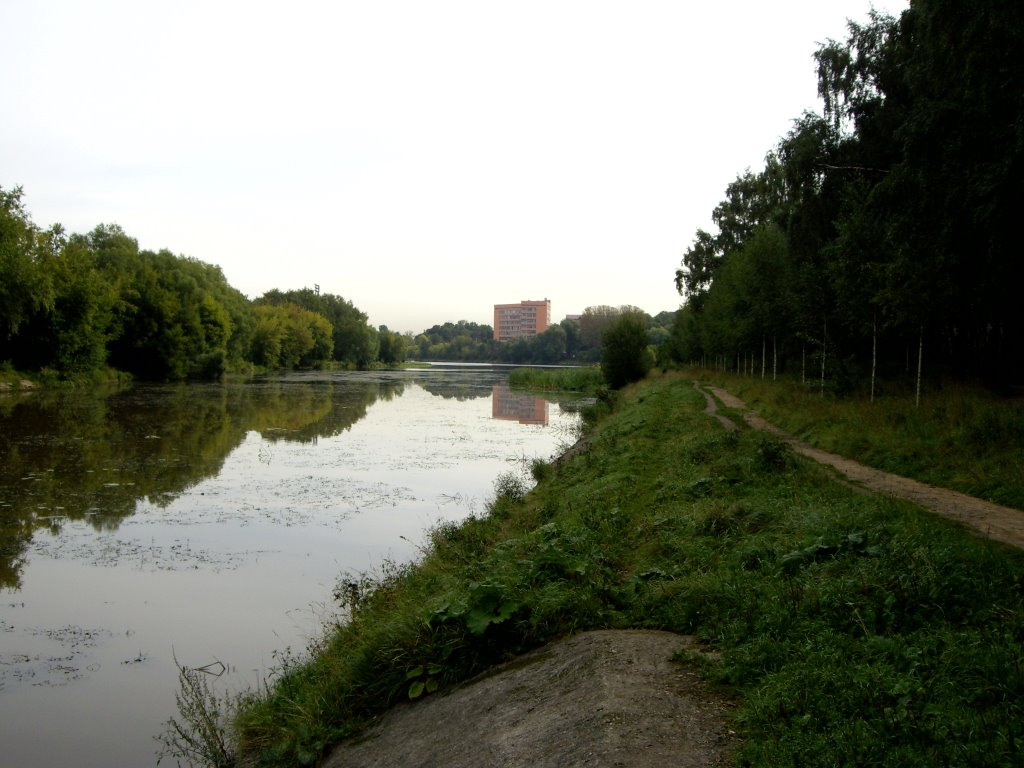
{"left": 820, "top": 318, "right": 827, "bottom": 398}
{"left": 870, "top": 314, "right": 877, "bottom": 404}
{"left": 761, "top": 336, "right": 766, "bottom": 379}
{"left": 916, "top": 325, "right": 924, "bottom": 408}
{"left": 772, "top": 335, "right": 777, "bottom": 381}
{"left": 802, "top": 345, "right": 806, "bottom": 385}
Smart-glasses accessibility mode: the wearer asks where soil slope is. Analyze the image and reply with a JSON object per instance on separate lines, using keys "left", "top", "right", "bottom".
{"left": 322, "top": 630, "right": 737, "bottom": 768}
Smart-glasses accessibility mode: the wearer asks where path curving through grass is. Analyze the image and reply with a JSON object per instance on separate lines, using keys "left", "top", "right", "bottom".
{"left": 696, "top": 381, "right": 1024, "bottom": 550}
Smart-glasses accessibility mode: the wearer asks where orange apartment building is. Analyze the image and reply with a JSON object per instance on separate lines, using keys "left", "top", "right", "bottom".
{"left": 493, "top": 299, "right": 551, "bottom": 342}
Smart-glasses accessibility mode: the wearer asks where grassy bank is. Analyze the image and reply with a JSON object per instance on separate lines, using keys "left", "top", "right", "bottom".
{"left": 507, "top": 365, "right": 604, "bottom": 392}
{"left": 690, "top": 369, "right": 1024, "bottom": 511}
{"left": 0, "top": 365, "right": 132, "bottom": 389}
{"left": 174, "top": 372, "right": 1024, "bottom": 767}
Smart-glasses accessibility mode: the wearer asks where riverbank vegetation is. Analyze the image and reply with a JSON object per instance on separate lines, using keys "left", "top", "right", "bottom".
{"left": 171, "top": 373, "right": 1024, "bottom": 767}
{"left": 507, "top": 366, "right": 603, "bottom": 392}
{"left": 668, "top": 0, "right": 1024, "bottom": 391}
{"left": 2, "top": 185, "right": 672, "bottom": 381}
{"left": 0, "top": 188, "right": 385, "bottom": 380}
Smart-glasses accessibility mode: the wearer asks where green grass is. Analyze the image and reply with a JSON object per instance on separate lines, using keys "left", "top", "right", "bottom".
{"left": 692, "top": 369, "right": 1024, "bottom": 510}
{"left": 184, "top": 371, "right": 1024, "bottom": 767}
{"left": 507, "top": 365, "right": 604, "bottom": 392}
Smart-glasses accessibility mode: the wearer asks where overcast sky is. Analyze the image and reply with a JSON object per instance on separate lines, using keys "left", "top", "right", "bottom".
{"left": 2, "top": 1, "right": 907, "bottom": 334}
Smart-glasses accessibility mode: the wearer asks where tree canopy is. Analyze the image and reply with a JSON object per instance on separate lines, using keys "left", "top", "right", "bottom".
{"left": 670, "top": 0, "right": 1024, "bottom": 389}
{"left": 0, "top": 191, "right": 379, "bottom": 379}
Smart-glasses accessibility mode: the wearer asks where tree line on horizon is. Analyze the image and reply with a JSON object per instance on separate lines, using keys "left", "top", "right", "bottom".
{"left": 1, "top": 188, "right": 672, "bottom": 379}
{"left": 667, "top": 0, "right": 1023, "bottom": 394}
{"left": 410, "top": 307, "right": 674, "bottom": 366}
{"left": 0, "top": 195, "right": 387, "bottom": 379}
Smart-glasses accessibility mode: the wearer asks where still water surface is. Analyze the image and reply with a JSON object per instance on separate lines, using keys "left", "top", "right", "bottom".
{"left": 0, "top": 367, "right": 579, "bottom": 767}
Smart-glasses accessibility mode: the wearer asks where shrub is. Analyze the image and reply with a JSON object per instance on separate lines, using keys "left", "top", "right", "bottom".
{"left": 601, "top": 312, "right": 653, "bottom": 389}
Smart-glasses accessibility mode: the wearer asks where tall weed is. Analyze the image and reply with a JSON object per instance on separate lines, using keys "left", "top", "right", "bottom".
{"left": 507, "top": 366, "right": 603, "bottom": 392}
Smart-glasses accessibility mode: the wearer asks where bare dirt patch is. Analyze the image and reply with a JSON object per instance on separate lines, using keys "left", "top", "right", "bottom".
{"left": 322, "top": 630, "right": 737, "bottom": 768}
{"left": 705, "top": 385, "right": 1024, "bottom": 550}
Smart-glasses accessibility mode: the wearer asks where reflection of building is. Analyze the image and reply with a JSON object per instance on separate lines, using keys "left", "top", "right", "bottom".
{"left": 493, "top": 300, "right": 551, "bottom": 342}
{"left": 492, "top": 385, "right": 549, "bottom": 425}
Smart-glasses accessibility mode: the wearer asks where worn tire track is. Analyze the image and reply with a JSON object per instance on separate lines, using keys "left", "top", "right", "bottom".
{"left": 696, "top": 382, "right": 1024, "bottom": 550}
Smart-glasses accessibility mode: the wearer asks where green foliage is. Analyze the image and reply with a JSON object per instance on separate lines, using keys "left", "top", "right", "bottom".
{"left": 404, "top": 663, "right": 444, "bottom": 699}
{"left": 531, "top": 324, "right": 567, "bottom": 363}
{"left": 601, "top": 311, "right": 653, "bottom": 389}
{"left": 412, "top": 320, "right": 497, "bottom": 362}
{"left": 0, "top": 188, "right": 404, "bottom": 377}
{"left": 488, "top": 469, "right": 531, "bottom": 519}
{"left": 157, "top": 658, "right": 242, "bottom": 767}
{"left": 700, "top": 370, "right": 1024, "bottom": 510}
{"left": 226, "top": 374, "right": 1024, "bottom": 767}
{"left": 409, "top": 313, "right": 673, "bottom": 367}
{"left": 507, "top": 366, "right": 603, "bottom": 392}
{"left": 529, "top": 458, "right": 552, "bottom": 483}
{"left": 0, "top": 186, "right": 54, "bottom": 343}
{"left": 376, "top": 325, "right": 408, "bottom": 365}
{"left": 431, "top": 581, "right": 522, "bottom": 637}
{"left": 671, "top": 0, "right": 1024, "bottom": 386}
{"left": 259, "top": 289, "right": 376, "bottom": 367}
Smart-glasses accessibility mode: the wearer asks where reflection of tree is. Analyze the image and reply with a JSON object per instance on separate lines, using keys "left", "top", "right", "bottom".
{"left": 254, "top": 381, "right": 403, "bottom": 443}
{"left": 0, "top": 380, "right": 395, "bottom": 588}
{"left": 416, "top": 369, "right": 508, "bottom": 401}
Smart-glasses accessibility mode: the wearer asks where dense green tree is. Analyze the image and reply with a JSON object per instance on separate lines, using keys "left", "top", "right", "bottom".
{"left": 672, "top": 0, "right": 1024, "bottom": 388}
{"left": 501, "top": 337, "right": 533, "bottom": 364}
{"left": 676, "top": 157, "right": 787, "bottom": 310}
{"left": 1, "top": 197, "right": 258, "bottom": 379}
{"left": 579, "top": 305, "right": 619, "bottom": 350}
{"left": 29, "top": 232, "right": 117, "bottom": 372}
{"left": 260, "top": 289, "right": 377, "bottom": 367}
{"left": 532, "top": 324, "right": 567, "bottom": 364}
{"left": 250, "top": 302, "right": 333, "bottom": 369}
{"left": 376, "top": 325, "right": 408, "bottom": 365}
{"left": 666, "top": 305, "right": 700, "bottom": 365}
{"left": 413, "top": 320, "right": 498, "bottom": 361}
{"left": 0, "top": 186, "right": 52, "bottom": 345}
{"left": 559, "top": 317, "right": 582, "bottom": 359}
{"left": 0, "top": 211, "right": 117, "bottom": 373}
{"left": 601, "top": 310, "right": 653, "bottom": 389}
{"left": 88, "top": 232, "right": 248, "bottom": 379}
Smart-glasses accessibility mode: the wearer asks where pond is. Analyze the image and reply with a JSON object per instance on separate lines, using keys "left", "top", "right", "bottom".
{"left": 0, "top": 367, "right": 581, "bottom": 767}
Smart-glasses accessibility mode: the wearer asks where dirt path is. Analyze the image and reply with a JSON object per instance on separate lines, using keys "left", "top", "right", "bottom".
{"left": 322, "top": 630, "right": 736, "bottom": 768}
{"left": 700, "top": 383, "right": 1024, "bottom": 550}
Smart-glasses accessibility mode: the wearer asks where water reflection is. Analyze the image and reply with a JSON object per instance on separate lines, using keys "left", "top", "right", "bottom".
{"left": 0, "top": 378, "right": 401, "bottom": 587}
{"left": 0, "top": 370, "right": 578, "bottom": 767}
{"left": 491, "top": 384, "right": 549, "bottom": 425}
